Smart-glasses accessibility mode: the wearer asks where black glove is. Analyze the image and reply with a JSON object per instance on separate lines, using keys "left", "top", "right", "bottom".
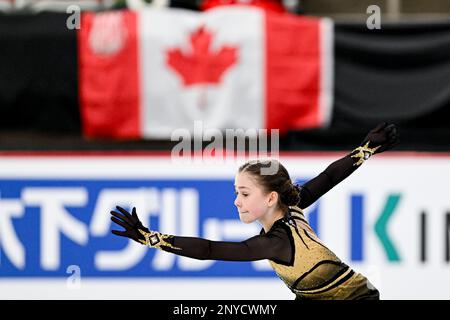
{"left": 110, "top": 206, "right": 149, "bottom": 243}
{"left": 362, "top": 122, "right": 400, "bottom": 154}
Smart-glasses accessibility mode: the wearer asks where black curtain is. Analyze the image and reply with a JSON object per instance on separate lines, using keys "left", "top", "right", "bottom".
{"left": 284, "top": 21, "right": 450, "bottom": 151}
{"left": 0, "top": 12, "right": 80, "bottom": 134}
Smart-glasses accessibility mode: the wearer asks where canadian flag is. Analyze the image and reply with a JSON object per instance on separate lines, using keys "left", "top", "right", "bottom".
{"left": 78, "top": 7, "right": 333, "bottom": 139}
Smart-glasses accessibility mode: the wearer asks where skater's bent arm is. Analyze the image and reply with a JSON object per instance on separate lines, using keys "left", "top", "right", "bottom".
{"left": 298, "top": 121, "right": 400, "bottom": 209}
{"left": 298, "top": 154, "right": 359, "bottom": 209}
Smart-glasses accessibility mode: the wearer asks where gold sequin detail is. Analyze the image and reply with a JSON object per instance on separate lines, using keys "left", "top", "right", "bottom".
{"left": 351, "top": 141, "right": 380, "bottom": 166}
{"left": 138, "top": 229, "right": 181, "bottom": 250}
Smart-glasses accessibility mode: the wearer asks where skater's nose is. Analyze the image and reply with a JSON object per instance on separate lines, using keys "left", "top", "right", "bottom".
{"left": 234, "top": 196, "right": 241, "bottom": 208}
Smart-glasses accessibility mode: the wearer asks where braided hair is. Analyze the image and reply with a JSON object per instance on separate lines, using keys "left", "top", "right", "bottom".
{"left": 238, "top": 159, "right": 301, "bottom": 215}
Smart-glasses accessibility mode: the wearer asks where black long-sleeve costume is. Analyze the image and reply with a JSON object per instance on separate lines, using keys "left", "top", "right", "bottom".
{"left": 159, "top": 154, "right": 358, "bottom": 262}
{"left": 139, "top": 153, "right": 380, "bottom": 300}
{"left": 112, "top": 124, "right": 399, "bottom": 299}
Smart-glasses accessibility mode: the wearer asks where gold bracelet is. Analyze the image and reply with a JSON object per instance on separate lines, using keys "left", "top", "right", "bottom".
{"left": 351, "top": 141, "right": 380, "bottom": 166}
{"left": 138, "top": 229, "right": 181, "bottom": 250}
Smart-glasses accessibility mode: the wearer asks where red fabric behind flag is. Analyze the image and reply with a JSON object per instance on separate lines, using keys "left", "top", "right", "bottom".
{"left": 265, "top": 13, "right": 321, "bottom": 134}
{"left": 78, "top": 10, "right": 141, "bottom": 139}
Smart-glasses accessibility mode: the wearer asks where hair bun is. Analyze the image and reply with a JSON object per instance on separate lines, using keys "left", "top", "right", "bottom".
{"left": 281, "top": 183, "right": 301, "bottom": 206}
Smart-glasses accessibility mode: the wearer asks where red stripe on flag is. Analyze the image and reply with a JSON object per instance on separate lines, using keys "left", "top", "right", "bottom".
{"left": 265, "top": 13, "right": 321, "bottom": 134}
{"left": 78, "top": 11, "right": 141, "bottom": 139}
{"left": 202, "top": 1, "right": 286, "bottom": 13}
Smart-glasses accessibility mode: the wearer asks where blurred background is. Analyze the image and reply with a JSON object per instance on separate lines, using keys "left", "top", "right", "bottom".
{"left": 0, "top": 0, "right": 449, "bottom": 300}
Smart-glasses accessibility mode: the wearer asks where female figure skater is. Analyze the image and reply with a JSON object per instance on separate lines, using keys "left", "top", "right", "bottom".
{"left": 110, "top": 123, "right": 399, "bottom": 300}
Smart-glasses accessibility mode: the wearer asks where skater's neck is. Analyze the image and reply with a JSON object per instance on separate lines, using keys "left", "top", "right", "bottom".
{"left": 259, "top": 208, "right": 285, "bottom": 233}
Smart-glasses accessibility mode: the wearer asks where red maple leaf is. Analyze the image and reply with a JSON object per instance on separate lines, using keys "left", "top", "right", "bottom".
{"left": 166, "top": 26, "right": 238, "bottom": 86}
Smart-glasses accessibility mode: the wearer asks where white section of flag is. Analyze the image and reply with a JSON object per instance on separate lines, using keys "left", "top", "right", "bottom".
{"left": 138, "top": 7, "right": 265, "bottom": 138}
{"left": 319, "top": 18, "right": 334, "bottom": 128}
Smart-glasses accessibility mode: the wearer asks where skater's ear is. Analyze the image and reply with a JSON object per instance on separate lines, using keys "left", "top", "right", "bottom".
{"left": 267, "top": 190, "right": 279, "bottom": 208}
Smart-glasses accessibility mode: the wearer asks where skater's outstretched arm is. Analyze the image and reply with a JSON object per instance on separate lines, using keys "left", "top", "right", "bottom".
{"left": 110, "top": 206, "right": 293, "bottom": 263}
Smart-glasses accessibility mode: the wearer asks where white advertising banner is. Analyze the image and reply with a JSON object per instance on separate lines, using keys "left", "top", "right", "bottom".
{"left": 0, "top": 153, "right": 448, "bottom": 299}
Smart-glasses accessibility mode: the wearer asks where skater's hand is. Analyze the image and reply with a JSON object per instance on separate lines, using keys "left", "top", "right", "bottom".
{"left": 110, "top": 206, "right": 149, "bottom": 243}
{"left": 362, "top": 122, "right": 399, "bottom": 154}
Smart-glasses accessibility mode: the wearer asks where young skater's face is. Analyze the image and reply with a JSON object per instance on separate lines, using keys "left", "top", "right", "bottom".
{"left": 234, "top": 172, "right": 273, "bottom": 223}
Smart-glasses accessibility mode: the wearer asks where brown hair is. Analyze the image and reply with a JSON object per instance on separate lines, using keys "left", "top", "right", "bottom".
{"left": 238, "top": 159, "right": 300, "bottom": 214}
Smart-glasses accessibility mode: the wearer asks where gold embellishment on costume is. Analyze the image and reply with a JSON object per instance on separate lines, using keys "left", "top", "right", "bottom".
{"left": 268, "top": 214, "right": 377, "bottom": 299}
{"left": 293, "top": 268, "right": 354, "bottom": 295}
{"left": 138, "top": 229, "right": 181, "bottom": 250}
{"left": 351, "top": 141, "right": 380, "bottom": 166}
